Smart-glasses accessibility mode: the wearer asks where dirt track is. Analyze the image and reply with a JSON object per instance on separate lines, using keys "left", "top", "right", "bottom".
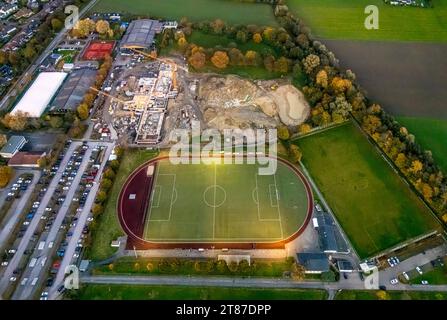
{"left": 324, "top": 40, "right": 447, "bottom": 119}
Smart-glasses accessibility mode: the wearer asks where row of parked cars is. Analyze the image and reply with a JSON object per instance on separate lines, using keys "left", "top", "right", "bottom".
{"left": 4, "top": 141, "right": 75, "bottom": 282}
{"left": 41, "top": 142, "right": 101, "bottom": 299}
{"left": 5, "top": 174, "right": 33, "bottom": 202}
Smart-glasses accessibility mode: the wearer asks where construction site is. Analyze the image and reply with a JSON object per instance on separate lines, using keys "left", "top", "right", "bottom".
{"left": 90, "top": 19, "right": 311, "bottom": 146}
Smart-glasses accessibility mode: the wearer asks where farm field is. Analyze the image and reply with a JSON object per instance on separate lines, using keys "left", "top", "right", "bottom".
{"left": 397, "top": 117, "right": 447, "bottom": 173}
{"left": 287, "top": 0, "right": 447, "bottom": 42}
{"left": 92, "top": 0, "right": 278, "bottom": 26}
{"left": 295, "top": 122, "right": 440, "bottom": 258}
{"left": 323, "top": 40, "right": 447, "bottom": 119}
{"left": 86, "top": 149, "right": 158, "bottom": 261}
{"left": 120, "top": 157, "right": 312, "bottom": 245}
{"left": 74, "top": 284, "right": 328, "bottom": 300}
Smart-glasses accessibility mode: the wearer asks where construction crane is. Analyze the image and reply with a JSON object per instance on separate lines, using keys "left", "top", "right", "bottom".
{"left": 89, "top": 87, "right": 127, "bottom": 104}
{"left": 128, "top": 47, "right": 188, "bottom": 72}
{"left": 89, "top": 86, "right": 137, "bottom": 117}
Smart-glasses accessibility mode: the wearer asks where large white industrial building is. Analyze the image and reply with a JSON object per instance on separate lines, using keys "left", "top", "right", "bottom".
{"left": 12, "top": 72, "right": 67, "bottom": 117}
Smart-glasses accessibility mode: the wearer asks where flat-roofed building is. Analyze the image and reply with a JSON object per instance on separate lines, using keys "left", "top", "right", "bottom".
{"left": 8, "top": 151, "right": 45, "bottom": 168}
{"left": 12, "top": 72, "right": 67, "bottom": 117}
{"left": 51, "top": 69, "right": 97, "bottom": 112}
{"left": 0, "top": 135, "right": 27, "bottom": 158}
{"left": 120, "top": 19, "right": 163, "bottom": 50}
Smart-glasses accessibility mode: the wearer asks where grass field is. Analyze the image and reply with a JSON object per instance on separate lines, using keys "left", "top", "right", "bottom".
{"left": 335, "top": 290, "right": 447, "bottom": 300}
{"left": 410, "top": 257, "right": 447, "bottom": 284}
{"left": 87, "top": 149, "right": 158, "bottom": 261}
{"left": 397, "top": 117, "right": 447, "bottom": 173}
{"left": 142, "top": 159, "right": 310, "bottom": 242}
{"left": 295, "top": 122, "right": 440, "bottom": 258}
{"left": 410, "top": 267, "right": 447, "bottom": 285}
{"left": 93, "top": 0, "right": 278, "bottom": 26}
{"left": 54, "top": 49, "right": 77, "bottom": 63}
{"left": 287, "top": 0, "right": 447, "bottom": 42}
{"left": 74, "top": 284, "right": 327, "bottom": 300}
{"left": 93, "top": 257, "right": 297, "bottom": 277}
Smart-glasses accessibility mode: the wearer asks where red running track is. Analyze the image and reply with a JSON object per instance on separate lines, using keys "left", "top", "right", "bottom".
{"left": 118, "top": 156, "right": 314, "bottom": 250}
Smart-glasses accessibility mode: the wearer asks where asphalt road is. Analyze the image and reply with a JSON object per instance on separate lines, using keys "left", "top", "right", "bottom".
{"left": 0, "top": 142, "right": 78, "bottom": 298}
{"left": 48, "top": 142, "right": 114, "bottom": 300}
{"left": 0, "top": 0, "right": 99, "bottom": 111}
{"left": 80, "top": 274, "right": 447, "bottom": 293}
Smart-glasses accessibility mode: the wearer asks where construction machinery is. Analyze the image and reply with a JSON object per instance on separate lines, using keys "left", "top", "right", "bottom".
{"left": 128, "top": 48, "right": 188, "bottom": 72}
{"left": 128, "top": 48, "right": 184, "bottom": 93}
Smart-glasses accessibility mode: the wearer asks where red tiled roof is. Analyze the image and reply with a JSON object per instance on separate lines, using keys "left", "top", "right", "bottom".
{"left": 8, "top": 152, "right": 44, "bottom": 166}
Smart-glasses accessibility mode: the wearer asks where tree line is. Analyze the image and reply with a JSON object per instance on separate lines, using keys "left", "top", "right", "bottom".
{"left": 159, "top": 18, "right": 294, "bottom": 75}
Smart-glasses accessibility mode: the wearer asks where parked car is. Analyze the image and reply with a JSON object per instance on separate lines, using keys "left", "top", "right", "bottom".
{"left": 390, "top": 278, "right": 399, "bottom": 285}
{"left": 416, "top": 266, "right": 423, "bottom": 275}
{"left": 402, "top": 271, "right": 410, "bottom": 281}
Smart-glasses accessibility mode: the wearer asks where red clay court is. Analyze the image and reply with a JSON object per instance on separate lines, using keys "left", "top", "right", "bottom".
{"left": 81, "top": 40, "right": 115, "bottom": 60}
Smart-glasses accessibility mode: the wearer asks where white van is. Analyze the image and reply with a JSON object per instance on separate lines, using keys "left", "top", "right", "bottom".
{"left": 31, "top": 277, "right": 38, "bottom": 286}
{"left": 38, "top": 241, "right": 45, "bottom": 250}
{"left": 29, "top": 258, "right": 37, "bottom": 268}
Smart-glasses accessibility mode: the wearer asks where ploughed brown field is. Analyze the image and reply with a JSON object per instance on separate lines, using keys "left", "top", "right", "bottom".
{"left": 324, "top": 40, "right": 447, "bottom": 119}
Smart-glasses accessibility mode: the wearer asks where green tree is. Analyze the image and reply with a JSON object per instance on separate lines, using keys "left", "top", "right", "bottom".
{"left": 49, "top": 116, "right": 63, "bottom": 128}
{"left": 100, "top": 178, "right": 113, "bottom": 191}
{"left": 8, "top": 51, "right": 20, "bottom": 66}
{"left": 277, "top": 125, "right": 290, "bottom": 141}
{"left": 95, "top": 190, "right": 108, "bottom": 203}
{"left": 236, "top": 30, "right": 247, "bottom": 43}
{"left": 289, "top": 144, "right": 302, "bottom": 163}
{"left": 91, "top": 203, "right": 104, "bottom": 216}
{"left": 0, "top": 51, "right": 7, "bottom": 65}
{"left": 51, "top": 18, "right": 63, "bottom": 31}
{"left": 76, "top": 103, "right": 89, "bottom": 120}
{"left": 0, "top": 166, "right": 14, "bottom": 188}
{"left": 274, "top": 56, "right": 290, "bottom": 74}
{"left": 110, "top": 160, "right": 120, "bottom": 171}
{"left": 103, "top": 168, "right": 116, "bottom": 180}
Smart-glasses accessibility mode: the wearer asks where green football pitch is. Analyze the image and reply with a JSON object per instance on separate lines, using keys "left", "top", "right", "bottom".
{"left": 142, "top": 159, "right": 312, "bottom": 243}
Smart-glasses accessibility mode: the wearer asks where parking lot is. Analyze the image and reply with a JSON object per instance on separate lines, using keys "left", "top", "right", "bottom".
{"left": 0, "top": 141, "right": 114, "bottom": 300}
{"left": 379, "top": 244, "right": 447, "bottom": 288}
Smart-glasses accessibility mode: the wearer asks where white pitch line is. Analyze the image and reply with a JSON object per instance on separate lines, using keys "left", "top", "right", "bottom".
{"left": 273, "top": 173, "right": 284, "bottom": 239}
{"left": 168, "top": 173, "right": 176, "bottom": 221}
{"left": 254, "top": 173, "right": 261, "bottom": 221}
{"left": 144, "top": 165, "right": 160, "bottom": 239}
{"left": 212, "top": 164, "right": 217, "bottom": 239}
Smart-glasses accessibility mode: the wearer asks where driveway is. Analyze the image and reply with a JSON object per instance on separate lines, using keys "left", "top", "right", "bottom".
{"left": 379, "top": 244, "right": 447, "bottom": 286}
